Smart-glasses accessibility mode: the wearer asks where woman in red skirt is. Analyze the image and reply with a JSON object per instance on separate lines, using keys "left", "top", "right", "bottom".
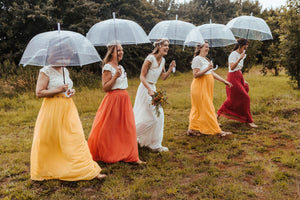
{"left": 88, "top": 42, "right": 145, "bottom": 164}
{"left": 217, "top": 38, "right": 258, "bottom": 128}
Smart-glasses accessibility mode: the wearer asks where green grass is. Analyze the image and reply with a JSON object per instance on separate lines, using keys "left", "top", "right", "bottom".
{"left": 0, "top": 67, "right": 299, "bottom": 199}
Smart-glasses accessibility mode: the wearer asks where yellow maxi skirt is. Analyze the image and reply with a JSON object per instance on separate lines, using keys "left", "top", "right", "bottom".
{"left": 31, "top": 94, "right": 101, "bottom": 181}
{"left": 189, "top": 74, "right": 221, "bottom": 135}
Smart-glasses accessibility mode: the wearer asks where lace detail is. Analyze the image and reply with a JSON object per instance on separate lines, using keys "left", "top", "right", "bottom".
{"left": 40, "top": 66, "right": 73, "bottom": 91}
{"left": 191, "top": 56, "right": 211, "bottom": 75}
{"left": 102, "top": 64, "right": 128, "bottom": 90}
{"left": 145, "top": 55, "right": 164, "bottom": 84}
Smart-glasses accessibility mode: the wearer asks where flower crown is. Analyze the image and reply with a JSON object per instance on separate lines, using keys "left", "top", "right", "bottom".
{"left": 153, "top": 38, "right": 169, "bottom": 47}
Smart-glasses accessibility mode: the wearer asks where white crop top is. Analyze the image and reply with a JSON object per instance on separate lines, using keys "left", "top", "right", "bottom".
{"left": 102, "top": 64, "right": 128, "bottom": 90}
{"left": 191, "top": 56, "right": 212, "bottom": 75}
{"left": 40, "top": 66, "right": 73, "bottom": 92}
{"left": 145, "top": 54, "right": 165, "bottom": 84}
{"left": 228, "top": 51, "right": 245, "bottom": 72}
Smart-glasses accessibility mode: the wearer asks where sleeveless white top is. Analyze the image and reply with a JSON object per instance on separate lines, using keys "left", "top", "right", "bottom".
{"left": 228, "top": 51, "right": 245, "bottom": 72}
{"left": 102, "top": 63, "right": 128, "bottom": 90}
{"left": 191, "top": 56, "right": 212, "bottom": 75}
{"left": 40, "top": 66, "right": 73, "bottom": 93}
{"left": 145, "top": 55, "right": 165, "bottom": 84}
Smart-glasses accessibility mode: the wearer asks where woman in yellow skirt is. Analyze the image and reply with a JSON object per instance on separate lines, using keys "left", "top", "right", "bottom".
{"left": 31, "top": 44, "right": 105, "bottom": 181}
{"left": 188, "top": 41, "right": 232, "bottom": 137}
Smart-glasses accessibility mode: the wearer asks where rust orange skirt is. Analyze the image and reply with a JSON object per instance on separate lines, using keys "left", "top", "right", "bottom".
{"left": 88, "top": 90, "right": 139, "bottom": 163}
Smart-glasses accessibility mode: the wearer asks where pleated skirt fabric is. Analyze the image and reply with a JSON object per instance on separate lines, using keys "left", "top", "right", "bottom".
{"left": 189, "top": 74, "right": 221, "bottom": 135}
{"left": 217, "top": 70, "right": 254, "bottom": 123}
{"left": 31, "top": 94, "right": 101, "bottom": 181}
{"left": 88, "top": 90, "right": 139, "bottom": 163}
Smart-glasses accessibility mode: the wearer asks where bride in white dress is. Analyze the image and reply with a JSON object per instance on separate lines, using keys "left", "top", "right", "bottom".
{"left": 133, "top": 38, "right": 176, "bottom": 152}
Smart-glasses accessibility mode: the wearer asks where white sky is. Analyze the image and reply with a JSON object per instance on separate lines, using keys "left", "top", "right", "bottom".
{"left": 175, "top": 0, "right": 287, "bottom": 10}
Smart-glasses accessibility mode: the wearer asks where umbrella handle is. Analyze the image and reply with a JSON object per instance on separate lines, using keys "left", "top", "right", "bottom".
{"left": 62, "top": 66, "right": 65, "bottom": 84}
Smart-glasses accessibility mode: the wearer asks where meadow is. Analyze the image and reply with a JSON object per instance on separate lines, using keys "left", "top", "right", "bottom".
{"left": 0, "top": 67, "right": 299, "bottom": 199}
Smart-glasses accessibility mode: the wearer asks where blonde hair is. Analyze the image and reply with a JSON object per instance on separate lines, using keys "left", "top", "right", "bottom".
{"left": 193, "top": 40, "right": 209, "bottom": 58}
{"left": 151, "top": 38, "right": 170, "bottom": 55}
{"left": 102, "top": 41, "right": 121, "bottom": 67}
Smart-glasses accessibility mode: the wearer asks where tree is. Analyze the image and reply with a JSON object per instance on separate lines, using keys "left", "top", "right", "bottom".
{"left": 278, "top": 0, "right": 300, "bottom": 89}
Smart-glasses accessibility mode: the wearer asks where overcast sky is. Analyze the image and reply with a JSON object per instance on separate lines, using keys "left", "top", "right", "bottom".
{"left": 175, "top": 0, "right": 287, "bottom": 10}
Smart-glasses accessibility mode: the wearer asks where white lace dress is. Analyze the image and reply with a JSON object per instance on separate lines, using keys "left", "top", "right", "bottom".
{"left": 133, "top": 54, "right": 168, "bottom": 151}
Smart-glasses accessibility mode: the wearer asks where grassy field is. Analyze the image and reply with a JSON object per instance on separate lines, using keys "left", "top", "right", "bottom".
{"left": 0, "top": 67, "right": 299, "bottom": 199}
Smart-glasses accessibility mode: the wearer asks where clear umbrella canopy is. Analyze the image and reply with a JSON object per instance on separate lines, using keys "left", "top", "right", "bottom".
{"left": 185, "top": 21, "right": 237, "bottom": 47}
{"left": 226, "top": 14, "right": 273, "bottom": 40}
{"left": 148, "top": 15, "right": 196, "bottom": 45}
{"left": 20, "top": 28, "right": 101, "bottom": 67}
{"left": 184, "top": 27, "right": 205, "bottom": 47}
{"left": 86, "top": 13, "right": 150, "bottom": 46}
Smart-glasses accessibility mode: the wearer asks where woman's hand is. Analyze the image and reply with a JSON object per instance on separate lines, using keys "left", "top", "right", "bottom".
{"left": 225, "top": 81, "right": 233, "bottom": 87}
{"left": 113, "top": 67, "right": 122, "bottom": 79}
{"left": 58, "top": 84, "right": 69, "bottom": 93}
{"left": 67, "top": 88, "right": 76, "bottom": 97}
{"left": 207, "top": 61, "right": 213, "bottom": 70}
{"left": 169, "top": 60, "right": 176, "bottom": 72}
{"left": 148, "top": 89, "right": 154, "bottom": 96}
{"left": 240, "top": 52, "right": 246, "bottom": 60}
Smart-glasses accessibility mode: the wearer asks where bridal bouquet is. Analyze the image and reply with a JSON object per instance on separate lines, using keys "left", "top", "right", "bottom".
{"left": 151, "top": 90, "right": 168, "bottom": 117}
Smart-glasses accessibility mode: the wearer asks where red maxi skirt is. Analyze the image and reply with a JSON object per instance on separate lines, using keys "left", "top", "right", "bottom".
{"left": 217, "top": 70, "right": 253, "bottom": 123}
{"left": 88, "top": 90, "right": 139, "bottom": 163}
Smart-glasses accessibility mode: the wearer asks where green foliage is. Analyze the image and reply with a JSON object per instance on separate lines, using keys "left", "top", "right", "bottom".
{"left": 278, "top": 0, "right": 300, "bottom": 89}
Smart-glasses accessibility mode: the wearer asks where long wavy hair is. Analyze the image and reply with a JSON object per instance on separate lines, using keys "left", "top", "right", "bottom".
{"left": 233, "top": 38, "right": 249, "bottom": 51}
{"left": 151, "top": 38, "right": 170, "bottom": 55}
{"left": 102, "top": 41, "right": 121, "bottom": 67}
{"left": 193, "top": 40, "right": 209, "bottom": 58}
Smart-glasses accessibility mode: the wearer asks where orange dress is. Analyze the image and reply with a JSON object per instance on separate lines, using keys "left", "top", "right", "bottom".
{"left": 88, "top": 64, "right": 139, "bottom": 163}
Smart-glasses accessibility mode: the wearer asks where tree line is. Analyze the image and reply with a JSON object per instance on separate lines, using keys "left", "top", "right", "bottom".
{"left": 0, "top": 0, "right": 299, "bottom": 91}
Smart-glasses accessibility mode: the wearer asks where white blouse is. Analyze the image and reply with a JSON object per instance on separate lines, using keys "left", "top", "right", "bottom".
{"left": 102, "top": 64, "right": 128, "bottom": 90}
{"left": 228, "top": 51, "right": 245, "bottom": 72}
{"left": 191, "top": 56, "right": 212, "bottom": 75}
{"left": 40, "top": 66, "right": 73, "bottom": 92}
{"left": 145, "top": 54, "right": 165, "bottom": 84}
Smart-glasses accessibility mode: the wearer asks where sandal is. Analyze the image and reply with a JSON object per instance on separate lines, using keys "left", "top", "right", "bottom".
{"left": 247, "top": 123, "right": 258, "bottom": 128}
{"left": 132, "top": 160, "right": 146, "bottom": 165}
{"left": 187, "top": 129, "right": 201, "bottom": 136}
{"left": 96, "top": 173, "right": 107, "bottom": 180}
{"left": 219, "top": 131, "right": 232, "bottom": 137}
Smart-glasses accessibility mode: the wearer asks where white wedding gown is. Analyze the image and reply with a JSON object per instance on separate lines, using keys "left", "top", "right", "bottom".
{"left": 133, "top": 54, "right": 168, "bottom": 151}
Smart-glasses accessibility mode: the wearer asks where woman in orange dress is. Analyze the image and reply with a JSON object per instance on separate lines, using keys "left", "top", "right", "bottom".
{"left": 88, "top": 43, "right": 145, "bottom": 164}
{"left": 188, "top": 41, "right": 232, "bottom": 137}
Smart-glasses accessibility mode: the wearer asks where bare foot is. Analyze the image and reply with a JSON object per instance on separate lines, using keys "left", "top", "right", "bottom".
{"left": 96, "top": 173, "right": 106, "bottom": 180}
{"left": 247, "top": 123, "right": 258, "bottom": 128}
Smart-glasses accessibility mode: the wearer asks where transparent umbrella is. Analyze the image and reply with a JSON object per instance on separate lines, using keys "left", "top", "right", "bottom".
{"left": 185, "top": 20, "right": 237, "bottom": 70}
{"left": 226, "top": 13, "right": 273, "bottom": 40}
{"left": 148, "top": 15, "right": 196, "bottom": 45}
{"left": 86, "top": 12, "right": 150, "bottom": 46}
{"left": 148, "top": 15, "right": 195, "bottom": 72}
{"left": 20, "top": 23, "right": 102, "bottom": 83}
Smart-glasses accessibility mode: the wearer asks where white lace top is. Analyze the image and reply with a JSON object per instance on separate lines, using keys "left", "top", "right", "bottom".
{"left": 40, "top": 66, "right": 73, "bottom": 92}
{"left": 191, "top": 56, "right": 212, "bottom": 75}
{"left": 228, "top": 51, "right": 245, "bottom": 72}
{"left": 145, "top": 54, "right": 165, "bottom": 84}
{"left": 102, "top": 64, "right": 128, "bottom": 90}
